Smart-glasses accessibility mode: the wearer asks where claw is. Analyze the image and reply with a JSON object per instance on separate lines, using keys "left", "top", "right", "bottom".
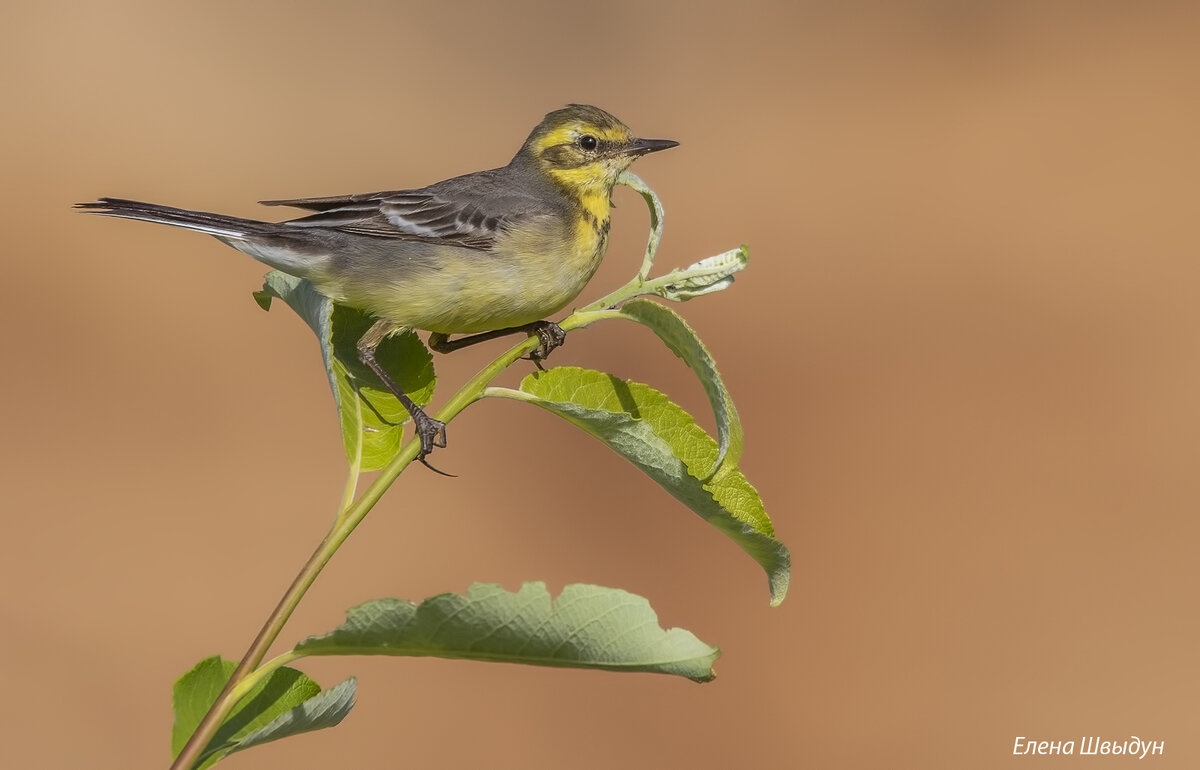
{"left": 418, "top": 455, "right": 456, "bottom": 477}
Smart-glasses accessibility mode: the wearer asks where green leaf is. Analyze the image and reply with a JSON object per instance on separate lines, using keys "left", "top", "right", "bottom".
{"left": 328, "top": 305, "right": 437, "bottom": 470}
{"left": 607, "top": 298, "right": 743, "bottom": 476}
{"left": 172, "top": 657, "right": 238, "bottom": 761}
{"left": 172, "top": 656, "right": 351, "bottom": 768}
{"left": 492, "top": 368, "right": 788, "bottom": 606}
{"left": 254, "top": 271, "right": 436, "bottom": 470}
{"left": 294, "top": 582, "right": 720, "bottom": 682}
{"left": 254, "top": 272, "right": 337, "bottom": 397}
{"left": 616, "top": 171, "right": 664, "bottom": 279}
{"left": 652, "top": 245, "right": 749, "bottom": 301}
{"left": 224, "top": 677, "right": 356, "bottom": 758}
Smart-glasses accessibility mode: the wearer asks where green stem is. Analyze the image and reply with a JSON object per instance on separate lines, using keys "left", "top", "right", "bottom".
{"left": 169, "top": 331, "right": 542, "bottom": 770}
{"left": 168, "top": 531, "right": 340, "bottom": 770}
{"left": 337, "top": 465, "right": 360, "bottom": 523}
{"left": 225, "top": 650, "right": 305, "bottom": 706}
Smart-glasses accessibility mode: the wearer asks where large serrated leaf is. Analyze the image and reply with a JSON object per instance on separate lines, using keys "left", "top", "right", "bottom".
{"left": 293, "top": 582, "right": 720, "bottom": 682}
{"left": 609, "top": 298, "right": 743, "bottom": 476}
{"left": 172, "top": 656, "right": 349, "bottom": 768}
{"left": 254, "top": 271, "right": 435, "bottom": 470}
{"left": 494, "top": 367, "right": 788, "bottom": 605}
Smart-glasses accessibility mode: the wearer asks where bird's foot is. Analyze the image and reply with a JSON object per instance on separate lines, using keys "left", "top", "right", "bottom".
{"left": 412, "top": 409, "right": 453, "bottom": 476}
{"left": 524, "top": 321, "right": 567, "bottom": 371}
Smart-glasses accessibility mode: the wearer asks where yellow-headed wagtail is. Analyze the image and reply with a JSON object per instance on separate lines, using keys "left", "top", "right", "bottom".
{"left": 78, "top": 105, "right": 677, "bottom": 469}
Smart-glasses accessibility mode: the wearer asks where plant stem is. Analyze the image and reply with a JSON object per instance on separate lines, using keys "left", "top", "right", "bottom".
{"left": 169, "top": 331, "right": 542, "bottom": 770}
{"left": 225, "top": 650, "right": 305, "bottom": 705}
{"left": 167, "top": 530, "right": 339, "bottom": 770}
{"left": 336, "top": 465, "right": 360, "bottom": 524}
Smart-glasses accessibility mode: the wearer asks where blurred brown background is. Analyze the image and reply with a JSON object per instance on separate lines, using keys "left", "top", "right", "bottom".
{"left": 3, "top": 1, "right": 1198, "bottom": 767}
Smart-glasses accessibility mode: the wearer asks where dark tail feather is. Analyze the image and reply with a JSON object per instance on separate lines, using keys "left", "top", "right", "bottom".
{"left": 75, "top": 198, "right": 276, "bottom": 239}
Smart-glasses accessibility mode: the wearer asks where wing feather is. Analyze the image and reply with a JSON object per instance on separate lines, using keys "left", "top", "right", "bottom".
{"left": 259, "top": 191, "right": 396, "bottom": 212}
{"left": 269, "top": 191, "right": 506, "bottom": 249}
{"left": 263, "top": 167, "right": 559, "bottom": 251}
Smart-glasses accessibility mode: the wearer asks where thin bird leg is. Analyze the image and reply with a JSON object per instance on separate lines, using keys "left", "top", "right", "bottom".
{"left": 429, "top": 320, "right": 566, "bottom": 371}
{"left": 356, "top": 319, "right": 450, "bottom": 474}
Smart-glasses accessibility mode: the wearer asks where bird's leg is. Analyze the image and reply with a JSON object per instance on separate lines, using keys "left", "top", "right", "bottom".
{"left": 356, "top": 319, "right": 449, "bottom": 474}
{"left": 429, "top": 320, "right": 566, "bottom": 370}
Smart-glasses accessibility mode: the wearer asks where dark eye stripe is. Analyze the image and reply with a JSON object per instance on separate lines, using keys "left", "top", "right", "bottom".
{"left": 540, "top": 137, "right": 626, "bottom": 169}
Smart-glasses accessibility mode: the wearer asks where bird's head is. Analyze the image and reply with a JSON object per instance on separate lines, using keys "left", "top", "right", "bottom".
{"left": 516, "top": 104, "right": 678, "bottom": 196}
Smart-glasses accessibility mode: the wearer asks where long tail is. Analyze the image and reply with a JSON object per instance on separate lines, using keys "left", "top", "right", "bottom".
{"left": 75, "top": 198, "right": 277, "bottom": 240}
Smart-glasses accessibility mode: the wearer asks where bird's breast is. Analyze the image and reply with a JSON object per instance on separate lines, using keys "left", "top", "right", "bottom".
{"left": 497, "top": 211, "right": 609, "bottom": 314}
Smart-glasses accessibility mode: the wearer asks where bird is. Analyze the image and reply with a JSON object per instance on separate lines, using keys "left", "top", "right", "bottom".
{"left": 77, "top": 104, "right": 678, "bottom": 469}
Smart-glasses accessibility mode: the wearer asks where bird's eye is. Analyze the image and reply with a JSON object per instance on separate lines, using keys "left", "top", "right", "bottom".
{"left": 578, "top": 134, "right": 598, "bottom": 151}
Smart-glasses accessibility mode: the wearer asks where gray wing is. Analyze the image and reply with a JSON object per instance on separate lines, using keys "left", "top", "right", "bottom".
{"left": 260, "top": 168, "right": 554, "bottom": 251}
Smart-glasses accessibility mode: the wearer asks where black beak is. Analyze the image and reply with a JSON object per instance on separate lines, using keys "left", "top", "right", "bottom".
{"left": 625, "top": 137, "right": 680, "bottom": 156}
